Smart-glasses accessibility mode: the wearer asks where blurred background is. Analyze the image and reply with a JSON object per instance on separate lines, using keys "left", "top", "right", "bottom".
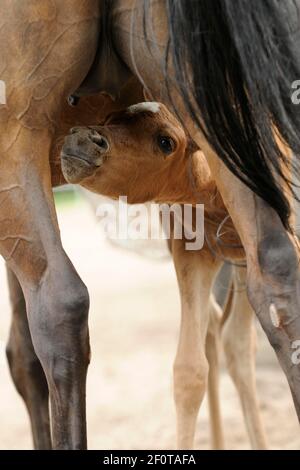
{"left": 0, "top": 187, "right": 298, "bottom": 450}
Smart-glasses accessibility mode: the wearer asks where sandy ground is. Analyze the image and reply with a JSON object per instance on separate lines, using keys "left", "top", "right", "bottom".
{"left": 0, "top": 193, "right": 299, "bottom": 450}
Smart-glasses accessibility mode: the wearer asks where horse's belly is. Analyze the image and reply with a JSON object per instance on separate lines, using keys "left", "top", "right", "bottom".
{"left": 111, "top": 0, "right": 169, "bottom": 100}
{"left": 0, "top": 0, "right": 101, "bottom": 131}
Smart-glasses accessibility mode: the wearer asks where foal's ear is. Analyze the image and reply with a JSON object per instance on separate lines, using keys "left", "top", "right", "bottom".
{"left": 143, "top": 88, "right": 154, "bottom": 101}
{"left": 99, "top": 109, "right": 127, "bottom": 125}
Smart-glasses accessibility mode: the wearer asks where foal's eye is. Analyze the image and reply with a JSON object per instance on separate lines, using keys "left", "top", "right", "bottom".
{"left": 157, "top": 135, "right": 175, "bottom": 155}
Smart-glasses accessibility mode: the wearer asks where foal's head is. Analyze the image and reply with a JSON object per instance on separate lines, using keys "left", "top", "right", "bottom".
{"left": 61, "top": 102, "right": 212, "bottom": 204}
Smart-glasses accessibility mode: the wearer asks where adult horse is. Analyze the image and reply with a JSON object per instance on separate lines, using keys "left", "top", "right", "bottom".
{"left": 1, "top": 0, "right": 300, "bottom": 449}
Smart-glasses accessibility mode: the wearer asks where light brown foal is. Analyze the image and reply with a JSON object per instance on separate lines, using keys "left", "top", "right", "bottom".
{"left": 61, "top": 102, "right": 267, "bottom": 450}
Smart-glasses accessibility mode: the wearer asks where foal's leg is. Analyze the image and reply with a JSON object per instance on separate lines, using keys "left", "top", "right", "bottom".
{"left": 5, "top": 267, "right": 51, "bottom": 450}
{"left": 222, "top": 266, "right": 267, "bottom": 450}
{"left": 206, "top": 295, "right": 225, "bottom": 450}
{"left": 172, "top": 237, "right": 221, "bottom": 449}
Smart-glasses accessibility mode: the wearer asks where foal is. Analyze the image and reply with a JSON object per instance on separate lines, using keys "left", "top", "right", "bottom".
{"left": 61, "top": 102, "right": 267, "bottom": 449}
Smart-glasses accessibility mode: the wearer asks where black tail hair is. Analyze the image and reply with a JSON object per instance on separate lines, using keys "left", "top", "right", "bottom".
{"left": 164, "top": 0, "right": 300, "bottom": 230}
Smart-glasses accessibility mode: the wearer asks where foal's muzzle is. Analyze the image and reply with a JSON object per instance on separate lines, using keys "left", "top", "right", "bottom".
{"left": 61, "top": 127, "right": 109, "bottom": 184}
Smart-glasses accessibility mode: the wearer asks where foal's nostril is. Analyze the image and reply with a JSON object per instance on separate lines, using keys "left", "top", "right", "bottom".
{"left": 91, "top": 133, "right": 109, "bottom": 152}
{"left": 70, "top": 127, "right": 83, "bottom": 134}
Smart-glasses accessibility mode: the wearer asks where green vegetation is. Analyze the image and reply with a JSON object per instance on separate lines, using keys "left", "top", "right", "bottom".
{"left": 53, "top": 186, "right": 83, "bottom": 209}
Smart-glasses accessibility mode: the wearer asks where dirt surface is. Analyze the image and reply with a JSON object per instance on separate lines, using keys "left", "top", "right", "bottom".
{"left": 0, "top": 195, "right": 298, "bottom": 450}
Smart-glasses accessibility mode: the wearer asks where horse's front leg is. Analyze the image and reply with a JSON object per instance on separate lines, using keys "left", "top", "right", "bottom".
{"left": 201, "top": 146, "right": 300, "bottom": 421}
{"left": 6, "top": 267, "right": 51, "bottom": 450}
{"left": 171, "top": 237, "right": 221, "bottom": 449}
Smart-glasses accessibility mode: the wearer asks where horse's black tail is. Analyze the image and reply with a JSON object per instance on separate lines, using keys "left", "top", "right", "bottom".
{"left": 166, "top": 0, "right": 300, "bottom": 229}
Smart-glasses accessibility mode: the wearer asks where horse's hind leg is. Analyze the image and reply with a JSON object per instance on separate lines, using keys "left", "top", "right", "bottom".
{"left": 201, "top": 149, "right": 300, "bottom": 421}
{"left": 0, "top": 0, "right": 100, "bottom": 448}
{"left": 0, "top": 127, "right": 91, "bottom": 449}
{"left": 6, "top": 267, "right": 51, "bottom": 450}
{"left": 222, "top": 266, "right": 267, "bottom": 450}
{"left": 194, "top": 146, "right": 300, "bottom": 437}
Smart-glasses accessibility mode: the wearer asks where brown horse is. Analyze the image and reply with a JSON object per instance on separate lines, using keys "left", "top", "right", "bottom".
{"left": 1, "top": 0, "right": 300, "bottom": 449}
{"left": 60, "top": 102, "right": 268, "bottom": 449}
